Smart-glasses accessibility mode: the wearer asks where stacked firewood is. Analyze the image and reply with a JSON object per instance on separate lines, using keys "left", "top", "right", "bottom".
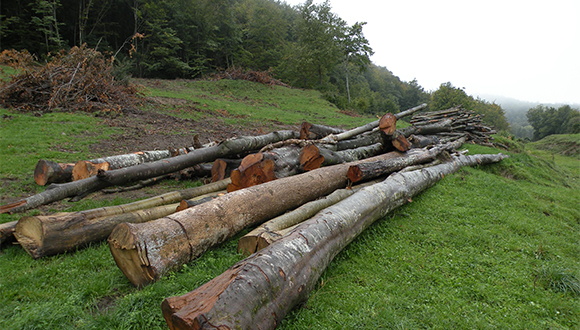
{"left": 406, "top": 105, "right": 497, "bottom": 147}
{"left": 1, "top": 103, "right": 510, "bottom": 330}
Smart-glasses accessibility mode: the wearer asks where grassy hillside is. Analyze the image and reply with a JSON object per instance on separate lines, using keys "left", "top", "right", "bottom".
{"left": 1, "top": 80, "right": 578, "bottom": 330}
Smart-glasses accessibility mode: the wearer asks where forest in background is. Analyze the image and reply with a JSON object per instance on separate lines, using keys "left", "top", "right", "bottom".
{"left": 3, "top": 0, "right": 579, "bottom": 139}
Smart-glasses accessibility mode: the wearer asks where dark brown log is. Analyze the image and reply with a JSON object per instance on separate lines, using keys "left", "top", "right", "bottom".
{"left": 408, "top": 134, "right": 441, "bottom": 148}
{"left": 108, "top": 151, "right": 405, "bottom": 287}
{"left": 1, "top": 130, "right": 299, "bottom": 214}
{"left": 161, "top": 152, "right": 509, "bottom": 330}
{"left": 34, "top": 160, "right": 75, "bottom": 186}
{"left": 211, "top": 159, "right": 242, "bottom": 182}
{"left": 0, "top": 221, "right": 17, "bottom": 246}
{"left": 300, "top": 122, "right": 345, "bottom": 140}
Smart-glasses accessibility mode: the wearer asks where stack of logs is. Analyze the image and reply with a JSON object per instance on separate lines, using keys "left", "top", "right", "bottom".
{"left": 0, "top": 104, "right": 509, "bottom": 330}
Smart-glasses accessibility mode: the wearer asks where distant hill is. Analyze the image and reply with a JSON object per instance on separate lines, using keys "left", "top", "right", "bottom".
{"left": 477, "top": 94, "right": 580, "bottom": 139}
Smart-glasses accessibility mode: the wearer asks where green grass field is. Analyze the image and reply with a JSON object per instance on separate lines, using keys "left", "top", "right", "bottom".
{"left": 1, "top": 78, "right": 578, "bottom": 329}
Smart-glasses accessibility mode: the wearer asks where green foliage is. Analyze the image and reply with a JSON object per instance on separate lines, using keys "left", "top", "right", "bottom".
{"left": 526, "top": 104, "right": 580, "bottom": 140}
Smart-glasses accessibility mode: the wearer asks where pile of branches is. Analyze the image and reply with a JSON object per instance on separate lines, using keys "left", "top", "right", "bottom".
{"left": 0, "top": 45, "right": 142, "bottom": 114}
{"left": 212, "top": 66, "right": 290, "bottom": 87}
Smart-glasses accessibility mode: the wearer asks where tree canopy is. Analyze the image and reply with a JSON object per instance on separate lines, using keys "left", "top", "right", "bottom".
{"left": 526, "top": 105, "right": 580, "bottom": 140}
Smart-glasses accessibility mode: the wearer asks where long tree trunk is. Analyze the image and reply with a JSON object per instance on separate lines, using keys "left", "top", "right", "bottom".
{"left": 161, "top": 153, "right": 508, "bottom": 330}
{"left": 321, "top": 103, "right": 427, "bottom": 143}
{"left": 347, "top": 138, "right": 465, "bottom": 183}
{"left": 237, "top": 180, "right": 377, "bottom": 256}
{"left": 72, "top": 149, "right": 190, "bottom": 181}
{"left": 108, "top": 151, "right": 405, "bottom": 287}
{"left": 14, "top": 190, "right": 225, "bottom": 259}
{"left": 299, "top": 143, "right": 385, "bottom": 171}
{"left": 0, "top": 130, "right": 298, "bottom": 214}
{"left": 10, "top": 179, "right": 229, "bottom": 257}
{"left": 0, "top": 221, "right": 17, "bottom": 246}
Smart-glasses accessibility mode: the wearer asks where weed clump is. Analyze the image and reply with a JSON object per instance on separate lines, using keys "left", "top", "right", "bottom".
{"left": 535, "top": 266, "right": 580, "bottom": 296}
{"left": 0, "top": 45, "right": 142, "bottom": 115}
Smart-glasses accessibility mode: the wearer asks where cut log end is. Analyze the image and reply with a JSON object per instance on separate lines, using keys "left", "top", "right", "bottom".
{"left": 379, "top": 113, "right": 397, "bottom": 135}
{"left": 346, "top": 166, "right": 364, "bottom": 183}
{"left": 299, "top": 122, "right": 313, "bottom": 140}
{"left": 108, "top": 223, "right": 156, "bottom": 287}
{"left": 34, "top": 160, "right": 75, "bottom": 186}
{"left": 13, "top": 216, "right": 44, "bottom": 259}
{"left": 162, "top": 266, "right": 240, "bottom": 330}
{"left": 299, "top": 144, "right": 325, "bottom": 171}
{"left": 392, "top": 133, "right": 412, "bottom": 152}
{"left": 227, "top": 158, "right": 277, "bottom": 193}
{"left": 72, "top": 161, "right": 110, "bottom": 181}
{"left": 34, "top": 160, "right": 51, "bottom": 186}
{"left": 211, "top": 159, "right": 227, "bottom": 182}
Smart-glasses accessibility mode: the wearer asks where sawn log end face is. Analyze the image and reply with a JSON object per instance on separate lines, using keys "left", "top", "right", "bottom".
{"left": 108, "top": 223, "right": 156, "bottom": 287}
{"left": 13, "top": 216, "right": 44, "bottom": 259}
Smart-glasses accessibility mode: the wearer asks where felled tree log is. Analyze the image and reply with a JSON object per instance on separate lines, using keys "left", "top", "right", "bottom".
{"left": 238, "top": 181, "right": 377, "bottom": 256}
{"left": 300, "top": 122, "right": 345, "bottom": 140}
{"left": 0, "top": 130, "right": 298, "bottom": 214}
{"left": 0, "top": 221, "right": 17, "bottom": 246}
{"left": 14, "top": 189, "right": 225, "bottom": 259}
{"left": 34, "top": 160, "right": 75, "bottom": 186}
{"left": 299, "top": 143, "right": 385, "bottom": 171}
{"left": 108, "top": 151, "right": 405, "bottom": 287}
{"left": 347, "top": 138, "right": 465, "bottom": 183}
{"left": 321, "top": 103, "right": 427, "bottom": 143}
{"left": 161, "top": 152, "right": 509, "bottom": 330}
{"left": 72, "top": 149, "right": 188, "bottom": 181}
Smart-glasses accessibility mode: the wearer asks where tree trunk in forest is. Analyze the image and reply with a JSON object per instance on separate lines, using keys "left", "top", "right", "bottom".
{"left": 0, "top": 130, "right": 298, "bottom": 214}
{"left": 34, "top": 160, "right": 75, "bottom": 186}
{"left": 161, "top": 152, "right": 509, "bottom": 330}
{"left": 108, "top": 151, "right": 405, "bottom": 287}
{"left": 0, "top": 221, "right": 17, "bottom": 246}
{"left": 14, "top": 188, "right": 226, "bottom": 259}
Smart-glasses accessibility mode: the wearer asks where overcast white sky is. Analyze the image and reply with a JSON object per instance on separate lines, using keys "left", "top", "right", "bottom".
{"left": 282, "top": 0, "right": 580, "bottom": 104}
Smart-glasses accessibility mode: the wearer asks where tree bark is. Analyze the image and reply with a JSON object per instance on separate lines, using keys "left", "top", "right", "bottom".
{"left": 237, "top": 181, "right": 377, "bottom": 256}
{"left": 0, "top": 221, "right": 17, "bottom": 246}
{"left": 299, "top": 143, "right": 385, "bottom": 171}
{"left": 72, "top": 149, "right": 187, "bottom": 181}
{"left": 108, "top": 151, "right": 405, "bottom": 287}
{"left": 34, "top": 160, "right": 75, "bottom": 186}
{"left": 14, "top": 190, "right": 224, "bottom": 259}
{"left": 299, "top": 122, "right": 345, "bottom": 140}
{"left": 320, "top": 103, "right": 427, "bottom": 143}
{"left": 0, "top": 130, "right": 298, "bottom": 214}
{"left": 161, "top": 152, "right": 509, "bottom": 330}
{"left": 347, "top": 138, "right": 465, "bottom": 183}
